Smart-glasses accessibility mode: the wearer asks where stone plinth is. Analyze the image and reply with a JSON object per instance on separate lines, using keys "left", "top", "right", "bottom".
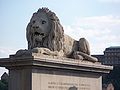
{"left": 0, "top": 56, "right": 113, "bottom": 90}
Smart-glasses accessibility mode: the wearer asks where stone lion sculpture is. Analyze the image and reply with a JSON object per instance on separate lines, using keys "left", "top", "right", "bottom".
{"left": 24, "top": 8, "right": 97, "bottom": 62}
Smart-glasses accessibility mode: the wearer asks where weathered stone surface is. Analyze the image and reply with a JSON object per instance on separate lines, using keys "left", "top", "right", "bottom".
{"left": 0, "top": 57, "right": 113, "bottom": 90}
{"left": 32, "top": 69, "right": 102, "bottom": 90}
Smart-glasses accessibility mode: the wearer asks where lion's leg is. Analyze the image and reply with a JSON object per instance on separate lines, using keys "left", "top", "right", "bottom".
{"left": 79, "top": 38, "right": 90, "bottom": 55}
{"left": 74, "top": 38, "right": 98, "bottom": 62}
{"left": 32, "top": 47, "right": 59, "bottom": 56}
{"left": 74, "top": 51, "right": 98, "bottom": 62}
{"left": 73, "top": 51, "right": 84, "bottom": 60}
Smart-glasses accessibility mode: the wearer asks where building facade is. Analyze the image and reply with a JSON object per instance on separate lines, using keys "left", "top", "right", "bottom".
{"left": 93, "top": 46, "right": 120, "bottom": 66}
{"left": 93, "top": 46, "right": 120, "bottom": 90}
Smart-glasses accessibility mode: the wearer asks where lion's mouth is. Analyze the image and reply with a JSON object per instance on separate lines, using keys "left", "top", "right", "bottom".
{"left": 34, "top": 32, "right": 44, "bottom": 37}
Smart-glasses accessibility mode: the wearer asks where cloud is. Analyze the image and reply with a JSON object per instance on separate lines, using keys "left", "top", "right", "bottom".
{"left": 0, "top": 67, "right": 8, "bottom": 78}
{"left": 0, "top": 47, "right": 17, "bottom": 58}
{"left": 63, "top": 15, "right": 120, "bottom": 54}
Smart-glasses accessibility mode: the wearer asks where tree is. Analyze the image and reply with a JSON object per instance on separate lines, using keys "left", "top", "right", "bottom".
{"left": 0, "top": 79, "right": 8, "bottom": 90}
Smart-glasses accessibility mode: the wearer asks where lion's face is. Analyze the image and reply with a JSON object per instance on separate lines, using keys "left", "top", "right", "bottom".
{"left": 30, "top": 11, "right": 51, "bottom": 43}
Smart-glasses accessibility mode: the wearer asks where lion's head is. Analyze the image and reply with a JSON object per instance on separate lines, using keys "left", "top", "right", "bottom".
{"left": 26, "top": 8, "right": 64, "bottom": 51}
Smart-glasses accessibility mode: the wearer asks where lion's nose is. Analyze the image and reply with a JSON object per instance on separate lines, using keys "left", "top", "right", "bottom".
{"left": 32, "top": 26, "right": 39, "bottom": 29}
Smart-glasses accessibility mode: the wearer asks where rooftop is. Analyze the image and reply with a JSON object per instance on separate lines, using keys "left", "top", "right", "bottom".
{"left": 108, "top": 46, "right": 120, "bottom": 49}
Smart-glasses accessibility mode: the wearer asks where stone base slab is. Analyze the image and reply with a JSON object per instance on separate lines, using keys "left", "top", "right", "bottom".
{"left": 0, "top": 56, "right": 113, "bottom": 90}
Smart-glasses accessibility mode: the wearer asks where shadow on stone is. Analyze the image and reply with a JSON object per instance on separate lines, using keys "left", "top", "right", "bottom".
{"left": 69, "top": 86, "right": 77, "bottom": 90}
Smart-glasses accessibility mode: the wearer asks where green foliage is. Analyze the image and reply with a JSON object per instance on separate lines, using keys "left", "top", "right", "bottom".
{"left": 0, "top": 79, "right": 8, "bottom": 90}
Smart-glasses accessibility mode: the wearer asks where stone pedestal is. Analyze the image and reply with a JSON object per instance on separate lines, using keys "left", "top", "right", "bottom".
{"left": 0, "top": 56, "right": 113, "bottom": 90}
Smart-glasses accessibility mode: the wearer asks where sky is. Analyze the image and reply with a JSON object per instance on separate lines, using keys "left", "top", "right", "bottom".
{"left": 0, "top": 0, "right": 120, "bottom": 77}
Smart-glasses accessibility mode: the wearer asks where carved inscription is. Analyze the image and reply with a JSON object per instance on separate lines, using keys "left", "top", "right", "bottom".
{"left": 37, "top": 73, "right": 100, "bottom": 90}
{"left": 48, "top": 81, "right": 90, "bottom": 90}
